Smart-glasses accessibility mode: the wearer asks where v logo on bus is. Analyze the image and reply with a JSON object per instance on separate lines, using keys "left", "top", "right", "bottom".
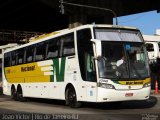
{"left": 51, "top": 57, "right": 66, "bottom": 82}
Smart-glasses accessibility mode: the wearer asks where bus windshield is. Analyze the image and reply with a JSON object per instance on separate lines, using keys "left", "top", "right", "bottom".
{"left": 94, "top": 28, "right": 149, "bottom": 80}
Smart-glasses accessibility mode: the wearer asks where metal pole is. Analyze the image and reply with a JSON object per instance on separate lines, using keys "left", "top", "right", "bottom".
{"left": 62, "top": 1, "right": 118, "bottom": 25}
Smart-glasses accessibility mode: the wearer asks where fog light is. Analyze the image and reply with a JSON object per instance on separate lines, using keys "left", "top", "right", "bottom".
{"left": 145, "top": 96, "right": 149, "bottom": 98}
{"left": 103, "top": 98, "right": 108, "bottom": 100}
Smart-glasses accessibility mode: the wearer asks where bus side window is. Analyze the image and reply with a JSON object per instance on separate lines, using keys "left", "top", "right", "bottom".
{"left": 16, "top": 48, "right": 25, "bottom": 65}
{"left": 146, "top": 43, "right": 154, "bottom": 52}
{"left": 46, "top": 39, "right": 59, "bottom": 59}
{"left": 4, "top": 52, "right": 11, "bottom": 67}
{"left": 35, "top": 42, "right": 46, "bottom": 61}
{"left": 11, "top": 51, "right": 16, "bottom": 66}
{"left": 26, "top": 45, "right": 35, "bottom": 63}
{"left": 62, "top": 33, "right": 75, "bottom": 56}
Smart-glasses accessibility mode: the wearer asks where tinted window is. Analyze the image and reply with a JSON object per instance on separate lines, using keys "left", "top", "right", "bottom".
{"left": 11, "top": 51, "right": 16, "bottom": 66}
{"left": 46, "top": 39, "right": 60, "bottom": 59}
{"left": 77, "top": 29, "right": 96, "bottom": 82}
{"left": 16, "top": 48, "right": 25, "bottom": 64}
{"left": 146, "top": 43, "right": 154, "bottom": 52}
{"left": 62, "top": 33, "right": 75, "bottom": 56}
{"left": 35, "top": 42, "right": 47, "bottom": 61}
{"left": 26, "top": 46, "right": 35, "bottom": 63}
{"left": 4, "top": 52, "right": 11, "bottom": 67}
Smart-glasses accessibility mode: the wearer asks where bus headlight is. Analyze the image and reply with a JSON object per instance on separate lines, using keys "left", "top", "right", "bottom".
{"left": 97, "top": 83, "right": 115, "bottom": 89}
{"left": 143, "top": 83, "right": 151, "bottom": 88}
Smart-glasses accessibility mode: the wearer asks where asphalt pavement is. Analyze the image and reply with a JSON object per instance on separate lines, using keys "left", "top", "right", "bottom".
{"left": 0, "top": 89, "right": 159, "bottom": 120}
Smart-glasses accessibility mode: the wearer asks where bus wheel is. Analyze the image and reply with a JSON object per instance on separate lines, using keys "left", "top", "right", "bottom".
{"left": 11, "top": 86, "right": 17, "bottom": 100}
{"left": 16, "top": 86, "right": 26, "bottom": 102}
{"left": 67, "top": 87, "right": 81, "bottom": 108}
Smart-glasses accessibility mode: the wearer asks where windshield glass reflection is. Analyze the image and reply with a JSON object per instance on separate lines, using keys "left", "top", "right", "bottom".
{"left": 98, "top": 42, "right": 149, "bottom": 79}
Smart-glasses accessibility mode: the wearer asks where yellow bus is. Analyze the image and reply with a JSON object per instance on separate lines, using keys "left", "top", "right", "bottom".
{"left": 3, "top": 24, "right": 151, "bottom": 108}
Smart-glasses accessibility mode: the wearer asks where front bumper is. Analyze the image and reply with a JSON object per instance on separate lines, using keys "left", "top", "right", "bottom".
{"left": 97, "top": 87, "right": 151, "bottom": 102}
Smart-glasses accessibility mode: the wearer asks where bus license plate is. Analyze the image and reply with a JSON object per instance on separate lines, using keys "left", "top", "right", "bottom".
{"left": 125, "top": 93, "right": 133, "bottom": 97}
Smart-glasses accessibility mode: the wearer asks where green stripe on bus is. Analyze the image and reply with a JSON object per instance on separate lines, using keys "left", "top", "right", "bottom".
{"left": 53, "top": 57, "right": 66, "bottom": 82}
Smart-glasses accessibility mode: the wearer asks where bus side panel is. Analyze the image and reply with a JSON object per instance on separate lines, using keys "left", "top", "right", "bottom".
{"left": 63, "top": 56, "right": 87, "bottom": 102}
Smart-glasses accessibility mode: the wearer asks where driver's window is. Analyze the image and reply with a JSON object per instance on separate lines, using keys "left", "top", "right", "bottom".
{"left": 77, "top": 29, "right": 96, "bottom": 82}
{"left": 85, "top": 52, "right": 96, "bottom": 81}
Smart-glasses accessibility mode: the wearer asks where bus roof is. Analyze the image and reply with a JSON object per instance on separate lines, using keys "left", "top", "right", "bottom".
{"left": 3, "top": 24, "right": 139, "bottom": 53}
{"left": 78, "top": 24, "right": 138, "bottom": 30}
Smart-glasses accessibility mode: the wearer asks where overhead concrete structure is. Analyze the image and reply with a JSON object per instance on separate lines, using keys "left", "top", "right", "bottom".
{"left": 0, "top": 0, "right": 159, "bottom": 43}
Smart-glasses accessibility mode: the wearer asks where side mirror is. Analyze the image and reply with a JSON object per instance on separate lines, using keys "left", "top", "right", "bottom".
{"left": 94, "top": 56, "right": 107, "bottom": 67}
{"left": 94, "top": 56, "right": 107, "bottom": 61}
{"left": 91, "top": 39, "right": 102, "bottom": 57}
{"left": 94, "top": 56, "right": 101, "bottom": 61}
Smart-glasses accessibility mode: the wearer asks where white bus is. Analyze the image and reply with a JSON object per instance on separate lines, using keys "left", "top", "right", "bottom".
{"left": 143, "top": 35, "right": 160, "bottom": 63}
{"left": 0, "top": 44, "right": 18, "bottom": 93}
{"left": 3, "top": 25, "right": 151, "bottom": 108}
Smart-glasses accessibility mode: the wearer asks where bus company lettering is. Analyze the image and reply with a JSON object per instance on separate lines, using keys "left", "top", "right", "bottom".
{"left": 6, "top": 69, "right": 11, "bottom": 74}
{"left": 21, "top": 65, "right": 35, "bottom": 72}
{"left": 6, "top": 69, "right": 16, "bottom": 74}
{"left": 126, "top": 81, "right": 143, "bottom": 85}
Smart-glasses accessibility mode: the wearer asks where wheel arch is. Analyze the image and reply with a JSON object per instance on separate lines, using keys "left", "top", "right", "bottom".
{"left": 65, "top": 83, "right": 75, "bottom": 92}
{"left": 65, "top": 83, "right": 77, "bottom": 100}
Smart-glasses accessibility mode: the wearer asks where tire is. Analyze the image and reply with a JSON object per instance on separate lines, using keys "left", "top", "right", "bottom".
{"left": 65, "top": 89, "right": 69, "bottom": 106}
{"left": 11, "top": 87, "right": 17, "bottom": 100}
{"left": 16, "top": 87, "right": 26, "bottom": 102}
{"left": 66, "top": 87, "right": 81, "bottom": 108}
